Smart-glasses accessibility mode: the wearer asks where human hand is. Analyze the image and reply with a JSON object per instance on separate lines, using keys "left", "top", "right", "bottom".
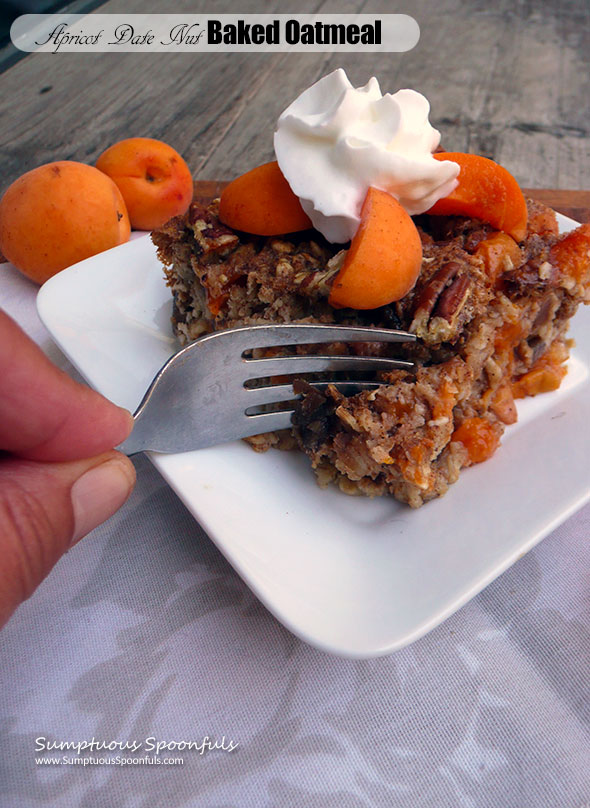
{"left": 0, "top": 309, "right": 136, "bottom": 627}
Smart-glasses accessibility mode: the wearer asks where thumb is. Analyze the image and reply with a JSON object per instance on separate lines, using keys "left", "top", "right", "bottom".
{"left": 0, "top": 451, "right": 136, "bottom": 628}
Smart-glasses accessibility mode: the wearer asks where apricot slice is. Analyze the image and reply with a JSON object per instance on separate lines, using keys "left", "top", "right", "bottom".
{"left": 218, "top": 161, "right": 312, "bottom": 235}
{"left": 428, "top": 153, "right": 528, "bottom": 242}
{"left": 328, "top": 188, "right": 422, "bottom": 310}
{"left": 0, "top": 161, "right": 130, "bottom": 284}
{"left": 96, "top": 137, "right": 193, "bottom": 230}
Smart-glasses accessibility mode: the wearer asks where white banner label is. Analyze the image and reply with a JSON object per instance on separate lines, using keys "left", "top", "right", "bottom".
{"left": 11, "top": 13, "right": 419, "bottom": 53}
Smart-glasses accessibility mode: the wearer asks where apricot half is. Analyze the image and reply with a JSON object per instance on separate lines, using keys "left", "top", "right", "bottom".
{"left": 328, "top": 187, "right": 423, "bottom": 310}
{"left": 219, "top": 161, "right": 312, "bottom": 235}
{"left": 96, "top": 137, "right": 193, "bottom": 230}
{"left": 0, "top": 161, "right": 130, "bottom": 284}
{"left": 428, "top": 153, "right": 528, "bottom": 242}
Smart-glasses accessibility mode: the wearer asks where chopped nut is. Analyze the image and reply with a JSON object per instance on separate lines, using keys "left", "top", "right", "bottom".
{"left": 502, "top": 254, "right": 515, "bottom": 272}
{"left": 484, "top": 357, "right": 502, "bottom": 386}
{"left": 335, "top": 404, "right": 362, "bottom": 431}
{"left": 326, "top": 249, "right": 347, "bottom": 273}
{"left": 293, "top": 264, "right": 341, "bottom": 298}
{"left": 561, "top": 275, "right": 576, "bottom": 291}
{"left": 538, "top": 261, "right": 552, "bottom": 280}
{"left": 191, "top": 214, "right": 240, "bottom": 256}
{"left": 309, "top": 241, "right": 325, "bottom": 258}
{"left": 427, "top": 416, "right": 450, "bottom": 427}
{"left": 369, "top": 445, "right": 394, "bottom": 464}
{"left": 275, "top": 258, "right": 293, "bottom": 278}
{"left": 270, "top": 239, "right": 294, "bottom": 254}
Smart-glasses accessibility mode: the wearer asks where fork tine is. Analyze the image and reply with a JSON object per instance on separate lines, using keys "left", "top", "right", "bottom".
{"left": 205, "top": 323, "right": 416, "bottom": 351}
{"left": 243, "top": 410, "right": 296, "bottom": 434}
{"left": 245, "top": 384, "right": 299, "bottom": 406}
{"left": 118, "top": 322, "right": 418, "bottom": 455}
{"left": 243, "top": 354, "right": 414, "bottom": 379}
{"left": 245, "top": 380, "right": 389, "bottom": 407}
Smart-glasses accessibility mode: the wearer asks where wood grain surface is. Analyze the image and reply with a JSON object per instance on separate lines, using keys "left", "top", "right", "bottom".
{"left": 521, "top": 189, "right": 590, "bottom": 224}
{"left": 194, "top": 182, "right": 590, "bottom": 224}
{"left": 0, "top": 0, "right": 588, "bottom": 197}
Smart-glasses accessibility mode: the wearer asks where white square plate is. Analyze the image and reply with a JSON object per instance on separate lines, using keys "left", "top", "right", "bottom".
{"left": 37, "top": 214, "right": 590, "bottom": 657}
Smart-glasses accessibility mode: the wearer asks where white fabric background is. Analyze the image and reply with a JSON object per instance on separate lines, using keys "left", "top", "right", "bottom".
{"left": 1, "top": 261, "right": 590, "bottom": 807}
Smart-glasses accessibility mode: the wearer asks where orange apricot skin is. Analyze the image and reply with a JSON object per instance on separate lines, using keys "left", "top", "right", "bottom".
{"left": 328, "top": 187, "right": 423, "bottom": 310}
{"left": 96, "top": 137, "right": 193, "bottom": 230}
{"left": 218, "top": 161, "right": 312, "bottom": 235}
{"left": 428, "top": 153, "right": 528, "bottom": 242}
{"left": 0, "top": 161, "right": 130, "bottom": 284}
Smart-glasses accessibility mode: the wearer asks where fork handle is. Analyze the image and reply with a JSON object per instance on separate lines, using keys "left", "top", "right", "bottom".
{"left": 116, "top": 417, "right": 145, "bottom": 456}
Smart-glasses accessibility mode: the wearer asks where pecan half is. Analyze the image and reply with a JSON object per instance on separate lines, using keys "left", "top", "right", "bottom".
{"left": 409, "top": 261, "right": 472, "bottom": 342}
{"left": 434, "top": 274, "right": 471, "bottom": 327}
{"left": 412, "top": 261, "right": 461, "bottom": 321}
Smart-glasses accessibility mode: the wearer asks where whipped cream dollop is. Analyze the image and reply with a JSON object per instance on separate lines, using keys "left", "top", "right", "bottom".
{"left": 274, "top": 68, "right": 460, "bottom": 243}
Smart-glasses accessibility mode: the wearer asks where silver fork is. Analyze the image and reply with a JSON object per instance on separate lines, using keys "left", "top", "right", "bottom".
{"left": 117, "top": 324, "right": 416, "bottom": 455}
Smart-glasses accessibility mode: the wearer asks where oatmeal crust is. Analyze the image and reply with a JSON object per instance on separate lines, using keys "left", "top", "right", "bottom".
{"left": 153, "top": 197, "right": 590, "bottom": 507}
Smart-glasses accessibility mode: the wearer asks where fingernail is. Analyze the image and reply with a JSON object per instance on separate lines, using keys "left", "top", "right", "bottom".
{"left": 70, "top": 458, "right": 135, "bottom": 545}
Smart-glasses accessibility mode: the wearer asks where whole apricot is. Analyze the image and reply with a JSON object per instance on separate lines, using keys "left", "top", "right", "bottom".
{"left": 0, "top": 161, "right": 130, "bottom": 284}
{"left": 96, "top": 137, "right": 194, "bottom": 230}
